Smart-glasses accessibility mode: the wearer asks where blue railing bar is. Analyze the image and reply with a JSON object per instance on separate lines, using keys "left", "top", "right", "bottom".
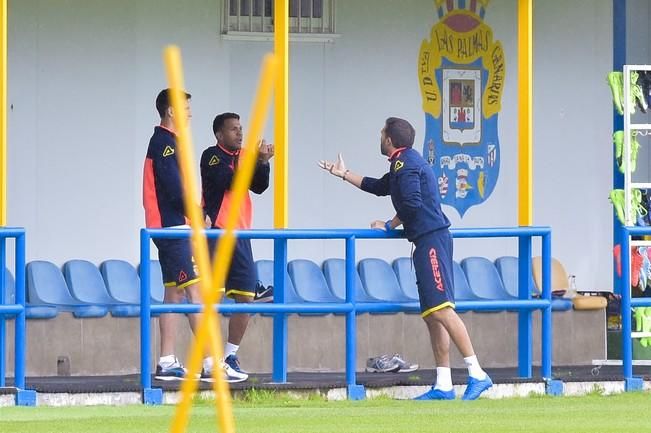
{"left": 151, "top": 303, "right": 356, "bottom": 314}
{"left": 623, "top": 227, "right": 651, "bottom": 236}
{"left": 0, "top": 237, "right": 5, "bottom": 387}
{"left": 140, "top": 229, "right": 152, "bottom": 391}
{"left": 272, "top": 238, "right": 288, "bottom": 383}
{"left": 14, "top": 232, "right": 26, "bottom": 390}
{"left": 147, "top": 299, "right": 551, "bottom": 315}
{"left": 517, "top": 236, "right": 533, "bottom": 378}
{"left": 541, "top": 232, "right": 553, "bottom": 379}
{"left": 621, "top": 229, "right": 633, "bottom": 380}
{"left": 0, "top": 228, "right": 26, "bottom": 236}
{"left": 631, "top": 299, "right": 651, "bottom": 307}
{"left": 452, "top": 227, "right": 551, "bottom": 238}
{"left": 0, "top": 305, "right": 23, "bottom": 315}
{"left": 345, "top": 237, "right": 356, "bottom": 388}
{"left": 144, "top": 226, "right": 551, "bottom": 241}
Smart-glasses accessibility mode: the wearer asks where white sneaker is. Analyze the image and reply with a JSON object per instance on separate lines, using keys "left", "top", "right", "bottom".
{"left": 201, "top": 361, "right": 248, "bottom": 383}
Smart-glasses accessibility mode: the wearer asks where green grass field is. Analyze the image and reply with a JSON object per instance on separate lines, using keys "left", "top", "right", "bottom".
{"left": 1, "top": 391, "right": 650, "bottom": 433}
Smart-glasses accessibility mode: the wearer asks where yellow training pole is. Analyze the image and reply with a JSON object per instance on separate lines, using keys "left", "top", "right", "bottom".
{"left": 517, "top": 0, "right": 533, "bottom": 226}
{"left": 0, "top": 0, "right": 6, "bottom": 226}
{"left": 273, "top": 0, "right": 288, "bottom": 228}
{"left": 210, "top": 55, "right": 278, "bottom": 287}
{"left": 163, "top": 46, "right": 233, "bottom": 433}
{"left": 165, "top": 48, "right": 277, "bottom": 433}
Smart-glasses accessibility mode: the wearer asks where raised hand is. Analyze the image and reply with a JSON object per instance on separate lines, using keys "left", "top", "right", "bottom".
{"left": 258, "top": 139, "right": 275, "bottom": 163}
{"left": 318, "top": 153, "right": 347, "bottom": 178}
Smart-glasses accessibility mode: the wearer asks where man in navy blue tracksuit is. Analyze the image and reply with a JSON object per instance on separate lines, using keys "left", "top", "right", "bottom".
{"left": 319, "top": 117, "right": 492, "bottom": 400}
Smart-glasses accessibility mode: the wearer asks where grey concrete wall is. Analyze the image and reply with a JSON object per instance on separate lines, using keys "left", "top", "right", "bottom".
{"left": 4, "top": 310, "right": 605, "bottom": 376}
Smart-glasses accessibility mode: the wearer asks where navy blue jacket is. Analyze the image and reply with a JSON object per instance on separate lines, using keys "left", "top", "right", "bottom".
{"left": 143, "top": 126, "right": 187, "bottom": 228}
{"left": 200, "top": 144, "right": 270, "bottom": 229}
{"left": 361, "top": 147, "right": 450, "bottom": 242}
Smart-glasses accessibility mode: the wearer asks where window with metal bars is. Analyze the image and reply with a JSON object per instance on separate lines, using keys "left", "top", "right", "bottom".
{"left": 224, "top": 0, "right": 335, "bottom": 34}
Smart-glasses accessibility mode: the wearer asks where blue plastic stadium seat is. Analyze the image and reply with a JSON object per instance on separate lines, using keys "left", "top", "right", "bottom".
{"left": 551, "top": 298, "right": 573, "bottom": 311}
{"left": 452, "top": 261, "right": 476, "bottom": 302}
{"left": 101, "top": 260, "right": 171, "bottom": 317}
{"left": 390, "top": 258, "right": 475, "bottom": 307}
{"left": 391, "top": 258, "right": 420, "bottom": 301}
{"left": 288, "top": 259, "right": 340, "bottom": 303}
{"left": 322, "top": 258, "right": 375, "bottom": 302}
{"left": 64, "top": 260, "right": 119, "bottom": 305}
{"left": 494, "top": 256, "right": 537, "bottom": 298}
{"left": 137, "top": 261, "right": 166, "bottom": 304}
{"left": 461, "top": 257, "right": 514, "bottom": 302}
{"left": 2, "top": 267, "right": 57, "bottom": 319}
{"left": 27, "top": 261, "right": 107, "bottom": 318}
{"left": 255, "top": 259, "right": 301, "bottom": 304}
{"left": 358, "top": 258, "right": 411, "bottom": 302}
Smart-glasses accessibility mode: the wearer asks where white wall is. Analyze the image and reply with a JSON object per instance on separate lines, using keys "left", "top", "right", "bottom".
{"left": 7, "top": 0, "right": 619, "bottom": 289}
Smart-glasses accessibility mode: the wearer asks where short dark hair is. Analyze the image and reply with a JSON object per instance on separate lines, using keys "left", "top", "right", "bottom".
{"left": 384, "top": 117, "right": 415, "bottom": 148}
{"left": 213, "top": 112, "right": 240, "bottom": 135}
{"left": 155, "top": 88, "right": 191, "bottom": 118}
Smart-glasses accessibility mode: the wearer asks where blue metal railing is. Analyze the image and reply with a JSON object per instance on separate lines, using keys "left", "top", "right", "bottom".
{"left": 0, "top": 227, "right": 27, "bottom": 390}
{"left": 139, "top": 226, "right": 553, "bottom": 399}
{"left": 619, "top": 226, "right": 651, "bottom": 389}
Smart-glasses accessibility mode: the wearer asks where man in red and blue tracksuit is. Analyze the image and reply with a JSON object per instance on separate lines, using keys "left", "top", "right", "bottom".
{"left": 142, "top": 89, "right": 203, "bottom": 381}
{"left": 319, "top": 117, "right": 493, "bottom": 400}
{"left": 200, "top": 112, "right": 273, "bottom": 377}
{"left": 143, "top": 91, "right": 247, "bottom": 383}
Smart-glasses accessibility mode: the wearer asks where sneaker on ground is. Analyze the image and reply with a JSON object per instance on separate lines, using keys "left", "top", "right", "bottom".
{"left": 201, "top": 361, "right": 248, "bottom": 383}
{"left": 155, "top": 357, "right": 187, "bottom": 381}
{"left": 253, "top": 282, "right": 274, "bottom": 303}
{"left": 462, "top": 375, "right": 493, "bottom": 400}
{"left": 365, "top": 355, "right": 401, "bottom": 373}
{"left": 225, "top": 354, "right": 248, "bottom": 374}
{"left": 413, "top": 387, "right": 455, "bottom": 400}
{"left": 391, "top": 353, "right": 419, "bottom": 373}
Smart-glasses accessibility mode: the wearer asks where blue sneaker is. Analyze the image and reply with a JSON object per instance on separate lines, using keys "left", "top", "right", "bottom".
{"left": 225, "top": 354, "right": 247, "bottom": 374}
{"left": 155, "top": 357, "right": 187, "bottom": 381}
{"left": 413, "top": 387, "right": 455, "bottom": 400}
{"left": 462, "top": 375, "right": 493, "bottom": 400}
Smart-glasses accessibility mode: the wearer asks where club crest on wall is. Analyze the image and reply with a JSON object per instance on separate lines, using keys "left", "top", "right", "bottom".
{"left": 419, "top": 0, "right": 505, "bottom": 217}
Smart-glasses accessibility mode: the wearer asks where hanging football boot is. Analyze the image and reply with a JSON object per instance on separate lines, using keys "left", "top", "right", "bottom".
{"left": 631, "top": 71, "right": 648, "bottom": 114}
{"left": 607, "top": 72, "right": 624, "bottom": 115}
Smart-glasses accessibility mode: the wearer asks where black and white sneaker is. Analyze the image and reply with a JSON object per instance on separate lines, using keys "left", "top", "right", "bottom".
{"left": 253, "top": 281, "right": 273, "bottom": 303}
{"left": 201, "top": 361, "right": 248, "bottom": 383}
{"left": 155, "top": 357, "right": 187, "bottom": 381}
{"left": 365, "top": 355, "right": 401, "bottom": 373}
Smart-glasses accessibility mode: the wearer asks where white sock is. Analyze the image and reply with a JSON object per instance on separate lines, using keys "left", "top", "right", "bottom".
{"left": 434, "top": 367, "right": 453, "bottom": 391}
{"left": 159, "top": 354, "right": 176, "bottom": 367}
{"left": 464, "top": 355, "right": 487, "bottom": 380}
{"left": 202, "top": 356, "right": 214, "bottom": 372}
{"left": 225, "top": 343, "right": 239, "bottom": 358}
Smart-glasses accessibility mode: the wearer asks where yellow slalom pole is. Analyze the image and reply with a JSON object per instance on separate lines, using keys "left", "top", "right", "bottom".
{"left": 210, "top": 54, "right": 278, "bottom": 290}
{"left": 517, "top": 0, "right": 533, "bottom": 226}
{"left": 0, "top": 0, "right": 6, "bottom": 226}
{"left": 163, "top": 46, "right": 233, "bottom": 433}
{"left": 165, "top": 47, "right": 277, "bottom": 433}
{"left": 273, "top": 0, "right": 288, "bottom": 228}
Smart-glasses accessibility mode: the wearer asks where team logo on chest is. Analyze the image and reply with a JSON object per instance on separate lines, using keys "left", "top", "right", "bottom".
{"left": 163, "top": 145, "right": 175, "bottom": 157}
{"left": 209, "top": 155, "right": 220, "bottom": 166}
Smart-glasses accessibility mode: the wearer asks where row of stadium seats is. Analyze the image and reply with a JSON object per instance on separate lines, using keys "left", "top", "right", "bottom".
{"left": 1, "top": 255, "right": 573, "bottom": 319}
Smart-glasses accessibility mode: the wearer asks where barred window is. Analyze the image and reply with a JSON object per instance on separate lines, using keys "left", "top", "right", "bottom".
{"left": 224, "top": 0, "right": 336, "bottom": 35}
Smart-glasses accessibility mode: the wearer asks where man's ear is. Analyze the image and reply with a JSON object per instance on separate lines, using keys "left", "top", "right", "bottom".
{"left": 166, "top": 106, "right": 174, "bottom": 119}
{"left": 215, "top": 130, "right": 223, "bottom": 142}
